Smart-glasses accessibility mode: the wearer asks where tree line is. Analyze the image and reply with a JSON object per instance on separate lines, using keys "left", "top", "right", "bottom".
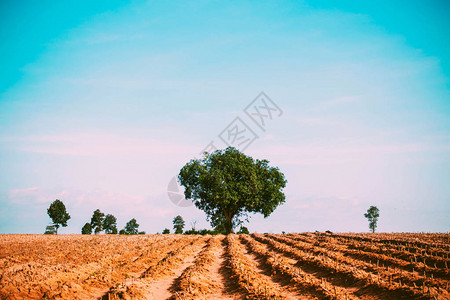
{"left": 45, "top": 198, "right": 380, "bottom": 235}
{"left": 45, "top": 200, "right": 144, "bottom": 235}
{"left": 159, "top": 215, "right": 249, "bottom": 235}
{"left": 44, "top": 199, "right": 250, "bottom": 235}
{"left": 44, "top": 148, "right": 380, "bottom": 234}
{"left": 80, "top": 209, "right": 145, "bottom": 235}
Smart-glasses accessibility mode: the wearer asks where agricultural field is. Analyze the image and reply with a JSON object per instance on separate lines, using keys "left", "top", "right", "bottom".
{"left": 0, "top": 233, "right": 449, "bottom": 299}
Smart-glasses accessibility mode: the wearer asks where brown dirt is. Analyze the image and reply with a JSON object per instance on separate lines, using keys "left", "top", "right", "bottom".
{"left": 202, "top": 238, "right": 243, "bottom": 300}
{"left": 1, "top": 233, "right": 448, "bottom": 300}
{"left": 144, "top": 252, "right": 200, "bottom": 300}
{"left": 236, "top": 237, "right": 306, "bottom": 299}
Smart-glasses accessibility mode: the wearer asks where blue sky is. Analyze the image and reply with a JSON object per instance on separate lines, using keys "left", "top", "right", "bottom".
{"left": 1, "top": 0, "right": 449, "bottom": 234}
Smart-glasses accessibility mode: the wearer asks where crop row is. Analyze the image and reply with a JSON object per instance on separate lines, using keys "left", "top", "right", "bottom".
{"left": 226, "top": 234, "right": 285, "bottom": 299}
{"left": 286, "top": 233, "right": 450, "bottom": 281}
{"left": 105, "top": 236, "right": 206, "bottom": 299}
{"left": 326, "top": 233, "right": 450, "bottom": 251}
{"left": 271, "top": 234, "right": 449, "bottom": 295}
{"left": 308, "top": 233, "right": 450, "bottom": 265}
{"left": 255, "top": 234, "right": 443, "bottom": 299}
{"left": 0, "top": 235, "right": 185, "bottom": 299}
{"left": 173, "top": 236, "right": 222, "bottom": 299}
{"left": 240, "top": 234, "right": 360, "bottom": 300}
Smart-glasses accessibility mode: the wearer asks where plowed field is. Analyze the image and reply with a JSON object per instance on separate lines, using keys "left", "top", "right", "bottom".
{"left": 1, "top": 233, "right": 449, "bottom": 299}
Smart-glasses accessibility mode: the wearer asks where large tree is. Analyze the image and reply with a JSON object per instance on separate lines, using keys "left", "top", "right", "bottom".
{"left": 47, "top": 199, "right": 70, "bottom": 234}
{"left": 178, "top": 147, "right": 287, "bottom": 234}
{"left": 173, "top": 215, "right": 185, "bottom": 234}
{"left": 90, "top": 209, "right": 105, "bottom": 234}
{"left": 103, "top": 214, "right": 118, "bottom": 234}
{"left": 364, "top": 206, "right": 380, "bottom": 233}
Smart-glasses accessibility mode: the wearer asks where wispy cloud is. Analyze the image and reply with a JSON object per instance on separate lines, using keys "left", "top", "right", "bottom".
{"left": 309, "top": 95, "right": 362, "bottom": 112}
{"left": 294, "top": 117, "right": 339, "bottom": 126}
{"left": 9, "top": 186, "right": 40, "bottom": 198}
{"left": 255, "top": 140, "right": 450, "bottom": 165}
{"left": 8, "top": 187, "right": 67, "bottom": 204}
{"left": 7, "top": 186, "right": 175, "bottom": 218}
{"left": 0, "top": 133, "right": 199, "bottom": 157}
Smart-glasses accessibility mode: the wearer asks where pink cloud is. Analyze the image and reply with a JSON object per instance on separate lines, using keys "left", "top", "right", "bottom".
{"left": 9, "top": 186, "right": 40, "bottom": 196}
{"left": 8, "top": 187, "right": 68, "bottom": 204}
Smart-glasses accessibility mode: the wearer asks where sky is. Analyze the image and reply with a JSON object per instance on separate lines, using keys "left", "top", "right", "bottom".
{"left": 0, "top": 0, "right": 449, "bottom": 234}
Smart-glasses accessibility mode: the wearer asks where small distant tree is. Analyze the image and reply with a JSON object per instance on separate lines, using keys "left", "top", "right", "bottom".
{"left": 119, "top": 229, "right": 126, "bottom": 235}
{"left": 81, "top": 223, "right": 92, "bottom": 234}
{"left": 173, "top": 215, "right": 185, "bottom": 234}
{"left": 364, "top": 206, "right": 380, "bottom": 233}
{"left": 191, "top": 220, "right": 197, "bottom": 231}
{"left": 237, "top": 226, "right": 249, "bottom": 234}
{"left": 90, "top": 209, "right": 105, "bottom": 234}
{"left": 103, "top": 214, "right": 118, "bottom": 234}
{"left": 162, "top": 228, "right": 170, "bottom": 234}
{"left": 124, "top": 218, "right": 139, "bottom": 235}
{"left": 47, "top": 199, "right": 71, "bottom": 234}
{"left": 44, "top": 225, "right": 57, "bottom": 235}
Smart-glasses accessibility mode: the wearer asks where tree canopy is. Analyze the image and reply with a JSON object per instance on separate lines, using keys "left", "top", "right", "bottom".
{"left": 90, "top": 209, "right": 105, "bottom": 234}
{"left": 178, "top": 147, "right": 287, "bottom": 234}
{"left": 47, "top": 199, "right": 70, "bottom": 234}
{"left": 124, "top": 218, "right": 139, "bottom": 235}
{"left": 103, "top": 214, "right": 118, "bottom": 234}
{"left": 173, "top": 215, "right": 185, "bottom": 234}
{"left": 81, "top": 223, "right": 92, "bottom": 234}
{"left": 364, "top": 206, "right": 380, "bottom": 233}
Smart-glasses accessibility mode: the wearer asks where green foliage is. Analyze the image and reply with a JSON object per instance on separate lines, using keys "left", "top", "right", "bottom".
{"left": 118, "top": 218, "right": 141, "bottom": 235}
{"left": 90, "top": 209, "right": 105, "bottom": 234}
{"left": 81, "top": 223, "right": 92, "bottom": 234}
{"left": 212, "top": 221, "right": 227, "bottom": 235}
{"left": 44, "top": 225, "right": 57, "bottom": 235}
{"left": 237, "top": 226, "right": 249, "bottom": 234}
{"left": 162, "top": 228, "right": 170, "bottom": 234}
{"left": 172, "top": 215, "right": 185, "bottom": 234}
{"left": 364, "top": 206, "right": 380, "bottom": 233}
{"left": 47, "top": 199, "right": 70, "bottom": 234}
{"left": 178, "top": 147, "right": 287, "bottom": 234}
{"left": 198, "top": 228, "right": 218, "bottom": 235}
{"left": 123, "top": 218, "right": 139, "bottom": 235}
{"left": 211, "top": 214, "right": 239, "bottom": 234}
{"left": 183, "top": 228, "right": 221, "bottom": 235}
{"left": 103, "top": 214, "right": 118, "bottom": 234}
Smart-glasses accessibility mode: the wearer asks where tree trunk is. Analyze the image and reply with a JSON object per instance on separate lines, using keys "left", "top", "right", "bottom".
{"left": 224, "top": 211, "right": 234, "bottom": 234}
{"left": 225, "top": 219, "right": 233, "bottom": 234}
